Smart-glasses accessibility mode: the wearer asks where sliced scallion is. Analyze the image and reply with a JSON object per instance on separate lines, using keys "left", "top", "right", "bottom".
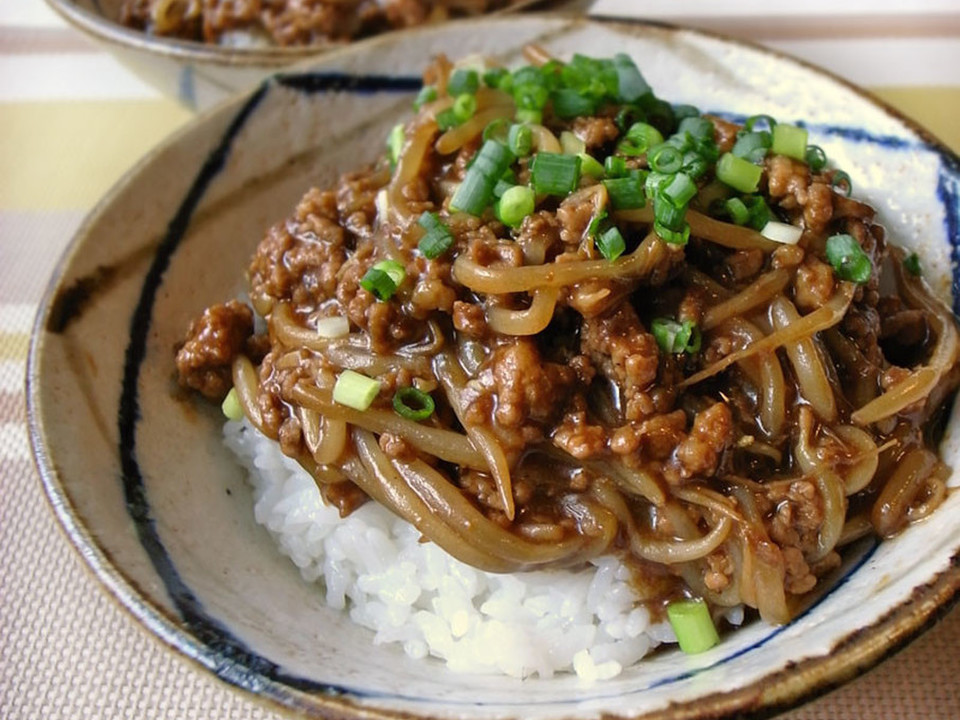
{"left": 413, "top": 85, "right": 437, "bottom": 110}
{"left": 603, "top": 175, "right": 646, "bottom": 210}
{"left": 515, "top": 108, "right": 543, "bottom": 125}
{"left": 447, "top": 68, "right": 479, "bottom": 96}
{"left": 613, "top": 52, "right": 652, "bottom": 102}
{"left": 387, "top": 123, "right": 405, "bottom": 166}
{"left": 618, "top": 122, "right": 664, "bottom": 157}
{"left": 805, "top": 144, "right": 827, "bottom": 172}
{"left": 560, "top": 131, "right": 586, "bottom": 156}
{"left": 451, "top": 139, "right": 515, "bottom": 216}
{"left": 507, "top": 123, "right": 533, "bottom": 156}
{"left": 436, "top": 108, "right": 459, "bottom": 132}
{"left": 531, "top": 152, "right": 581, "bottom": 196}
{"left": 393, "top": 386, "right": 435, "bottom": 421}
{"left": 661, "top": 172, "right": 697, "bottom": 209}
{"left": 578, "top": 153, "right": 605, "bottom": 179}
{"left": 825, "top": 233, "right": 872, "bottom": 284}
{"left": 360, "top": 259, "right": 406, "bottom": 301}
{"left": 667, "top": 599, "right": 720, "bottom": 654}
{"left": 655, "top": 220, "right": 690, "bottom": 246}
{"left": 552, "top": 87, "right": 596, "bottom": 119}
{"left": 649, "top": 144, "right": 683, "bottom": 174}
{"left": 651, "top": 318, "right": 701, "bottom": 354}
{"left": 597, "top": 225, "right": 626, "bottom": 260}
{"left": 831, "top": 170, "right": 853, "bottom": 197}
{"left": 605, "top": 156, "right": 628, "bottom": 178}
{"left": 745, "top": 114, "right": 777, "bottom": 132}
{"left": 333, "top": 370, "right": 381, "bottom": 412}
{"left": 716, "top": 152, "right": 762, "bottom": 193}
{"left": 904, "top": 252, "right": 923, "bottom": 277}
{"left": 724, "top": 197, "right": 749, "bottom": 226}
{"left": 453, "top": 93, "right": 478, "bottom": 122}
{"left": 417, "top": 211, "right": 454, "bottom": 259}
{"left": 677, "top": 116, "right": 714, "bottom": 141}
{"left": 771, "top": 122, "right": 808, "bottom": 160}
{"left": 731, "top": 131, "right": 771, "bottom": 163}
{"left": 221, "top": 387, "right": 244, "bottom": 421}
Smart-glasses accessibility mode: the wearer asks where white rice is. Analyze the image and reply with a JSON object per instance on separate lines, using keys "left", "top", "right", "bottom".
{"left": 224, "top": 419, "right": 679, "bottom": 680}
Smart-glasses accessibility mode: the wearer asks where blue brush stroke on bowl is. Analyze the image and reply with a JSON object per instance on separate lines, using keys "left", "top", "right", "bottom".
{"left": 116, "top": 72, "right": 960, "bottom": 707}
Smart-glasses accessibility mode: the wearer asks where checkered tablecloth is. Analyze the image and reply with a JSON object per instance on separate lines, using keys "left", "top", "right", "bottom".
{"left": 2, "top": 1, "right": 959, "bottom": 717}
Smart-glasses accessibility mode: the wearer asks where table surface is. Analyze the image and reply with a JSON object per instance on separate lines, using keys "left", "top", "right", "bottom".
{"left": 2, "top": 1, "right": 959, "bottom": 718}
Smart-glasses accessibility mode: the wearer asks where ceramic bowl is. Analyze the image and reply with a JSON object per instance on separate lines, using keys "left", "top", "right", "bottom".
{"left": 28, "top": 15, "right": 960, "bottom": 720}
{"left": 44, "top": 0, "right": 543, "bottom": 109}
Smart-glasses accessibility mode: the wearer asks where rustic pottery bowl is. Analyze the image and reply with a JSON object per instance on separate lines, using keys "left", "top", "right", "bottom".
{"left": 44, "top": 0, "right": 543, "bottom": 109}
{"left": 28, "top": 15, "right": 960, "bottom": 720}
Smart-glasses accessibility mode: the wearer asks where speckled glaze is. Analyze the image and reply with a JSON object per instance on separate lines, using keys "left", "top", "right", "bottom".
{"left": 43, "top": 0, "right": 542, "bottom": 109}
{"left": 27, "top": 16, "right": 960, "bottom": 720}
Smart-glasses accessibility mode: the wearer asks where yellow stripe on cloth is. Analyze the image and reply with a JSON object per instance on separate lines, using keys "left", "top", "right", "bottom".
{"left": 0, "top": 99, "right": 192, "bottom": 211}
{"left": 870, "top": 86, "right": 960, "bottom": 155}
{"left": 0, "top": 333, "right": 29, "bottom": 363}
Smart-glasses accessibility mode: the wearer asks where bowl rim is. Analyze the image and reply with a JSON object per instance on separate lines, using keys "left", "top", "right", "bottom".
{"left": 26, "top": 13, "right": 960, "bottom": 720}
{"left": 42, "top": 0, "right": 546, "bottom": 68}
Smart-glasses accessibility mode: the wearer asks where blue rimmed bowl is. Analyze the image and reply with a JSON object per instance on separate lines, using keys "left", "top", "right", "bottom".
{"left": 44, "top": 0, "right": 543, "bottom": 109}
{"left": 27, "top": 15, "right": 960, "bottom": 720}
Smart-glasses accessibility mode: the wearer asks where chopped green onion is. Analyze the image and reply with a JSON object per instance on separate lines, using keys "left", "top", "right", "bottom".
{"left": 483, "top": 67, "right": 509, "bottom": 89}
{"left": 661, "top": 172, "right": 697, "bottom": 208}
{"left": 618, "top": 122, "right": 664, "bottom": 157}
{"left": 651, "top": 318, "right": 701, "bottom": 354}
{"left": 453, "top": 93, "right": 478, "bottom": 122}
{"left": 360, "top": 260, "right": 406, "bottom": 300}
{"left": 221, "top": 388, "right": 244, "bottom": 421}
{"left": 447, "top": 68, "right": 479, "bottom": 96}
{"left": 417, "top": 211, "right": 454, "bottom": 259}
{"left": 333, "top": 370, "right": 381, "bottom": 412}
{"left": 597, "top": 225, "right": 626, "bottom": 261}
{"left": 677, "top": 116, "right": 714, "bottom": 141}
{"left": 451, "top": 139, "right": 515, "bottom": 215}
{"left": 393, "top": 386, "right": 435, "bottom": 421}
{"left": 724, "top": 197, "right": 749, "bottom": 226}
{"left": 604, "top": 175, "right": 646, "bottom": 210}
{"left": 681, "top": 151, "right": 709, "bottom": 180}
{"left": 387, "top": 123, "right": 405, "bottom": 166}
{"left": 605, "top": 156, "right": 628, "bottom": 178}
{"left": 649, "top": 144, "right": 683, "bottom": 174}
{"left": 587, "top": 209, "right": 609, "bottom": 239}
{"left": 904, "top": 252, "right": 923, "bottom": 276}
{"left": 731, "top": 131, "right": 771, "bottom": 163}
{"left": 760, "top": 220, "right": 802, "bottom": 245}
{"left": 655, "top": 220, "right": 690, "bottom": 246}
{"left": 315, "top": 316, "right": 350, "bottom": 338}
{"left": 665, "top": 131, "right": 694, "bottom": 154}
{"left": 551, "top": 87, "right": 596, "bottom": 119}
{"left": 507, "top": 123, "right": 533, "bottom": 156}
{"left": 514, "top": 82, "right": 549, "bottom": 111}
{"left": 742, "top": 195, "right": 773, "bottom": 231}
{"left": 531, "top": 152, "right": 581, "bottom": 196}
{"left": 413, "top": 85, "right": 437, "bottom": 110}
{"left": 745, "top": 114, "right": 777, "bottom": 132}
{"left": 672, "top": 104, "right": 700, "bottom": 121}
{"left": 831, "top": 170, "right": 853, "bottom": 196}
{"left": 771, "top": 123, "right": 808, "bottom": 160}
{"left": 613, "top": 53, "right": 652, "bottom": 102}
{"left": 515, "top": 108, "right": 543, "bottom": 125}
{"left": 560, "top": 131, "right": 586, "bottom": 156}
{"left": 805, "top": 144, "right": 828, "bottom": 172}
{"left": 436, "top": 108, "right": 459, "bottom": 131}
{"left": 497, "top": 185, "right": 536, "bottom": 227}
{"left": 667, "top": 599, "right": 720, "bottom": 654}
{"left": 578, "top": 153, "right": 605, "bottom": 179}
{"left": 654, "top": 193, "right": 686, "bottom": 230}
{"left": 716, "top": 152, "right": 762, "bottom": 193}
{"left": 482, "top": 118, "right": 509, "bottom": 143}
{"left": 825, "top": 233, "right": 872, "bottom": 284}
